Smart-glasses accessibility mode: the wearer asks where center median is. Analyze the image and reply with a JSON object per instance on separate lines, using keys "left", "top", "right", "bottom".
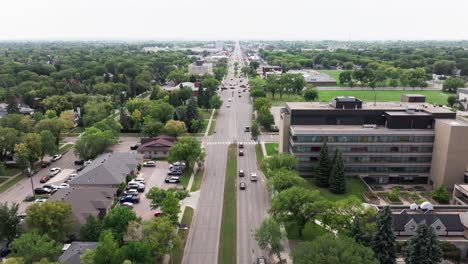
{"left": 218, "top": 144, "right": 237, "bottom": 264}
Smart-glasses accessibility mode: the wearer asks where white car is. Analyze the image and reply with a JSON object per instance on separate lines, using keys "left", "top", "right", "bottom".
{"left": 250, "top": 172, "right": 258, "bottom": 182}
{"left": 127, "top": 182, "right": 140, "bottom": 189}
{"left": 56, "top": 183, "right": 70, "bottom": 189}
{"left": 125, "top": 189, "right": 139, "bottom": 196}
{"left": 84, "top": 160, "right": 93, "bottom": 166}
{"left": 121, "top": 202, "right": 134, "bottom": 208}
{"left": 35, "top": 198, "right": 48, "bottom": 204}
{"left": 48, "top": 167, "right": 61, "bottom": 176}
{"left": 51, "top": 154, "right": 62, "bottom": 161}
{"left": 228, "top": 98, "right": 232, "bottom": 102}
{"left": 133, "top": 178, "right": 145, "bottom": 184}
{"left": 143, "top": 161, "right": 156, "bottom": 167}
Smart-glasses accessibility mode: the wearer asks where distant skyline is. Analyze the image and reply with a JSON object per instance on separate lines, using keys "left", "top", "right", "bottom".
{"left": 1, "top": 0, "right": 468, "bottom": 41}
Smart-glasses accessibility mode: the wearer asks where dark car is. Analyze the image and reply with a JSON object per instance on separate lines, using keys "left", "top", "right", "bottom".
{"left": 130, "top": 143, "right": 141, "bottom": 150}
{"left": 239, "top": 182, "right": 246, "bottom": 190}
{"left": 244, "top": 127, "right": 250, "bottom": 132}
{"left": 0, "top": 242, "right": 11, "bottom": 258}
{"left": 40, "top": 175, "right": 50, "bottom": 183}
{"left": 239, "top": 170, "right": 245, "bottom": 177}
{"left": 34, "top": 188, "right": 51, "bottom": 195}
{"left": 74, "top": 160, "right": 85, "bottom": 166}
{"left": 239, "top": 143, "right": 244, "bottom": 149}
{"left": 41, "top": 161, "right": 51, "bottom": 168}
{"left": 76, "top": 166, "right": 86, "bottom": 172}
{"left": 239, "top": 150, "right": 244, "bottom": 156}
{"left": 120, "top": 195, "right": 140, "bottom": 204}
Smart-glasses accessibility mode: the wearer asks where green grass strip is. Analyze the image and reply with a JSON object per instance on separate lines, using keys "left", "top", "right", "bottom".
{"left": 173, "top": 206, "right": 194, "bottom": 264}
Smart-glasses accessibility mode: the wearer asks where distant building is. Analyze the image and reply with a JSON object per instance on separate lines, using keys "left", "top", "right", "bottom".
{"left": 188, "top": 61, "right": 213, "bottom": 76}
{"left": 137, "top": 135, "right": 176, "bottom": 159}
{"left": 163, "top": 82, "right": 202, "bottom": 96}
{"left": 261, "top": 65, "right": 282, "bottom": 76}
{"left": 457, "top": 88, "right": 468, "bottom": 110}
{"left": 288, "top": 69, "right": 337, "bottom": 86}
{"left": 215, "top": 41, "right": 224, "bottom": 50}
{"left": 59, "top": 242, "right": 98, "bottom": 264}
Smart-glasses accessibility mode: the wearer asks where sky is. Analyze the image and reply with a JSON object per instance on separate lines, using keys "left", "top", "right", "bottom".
{"left": 1, "top": 0, "right": 468, "bottom": 41}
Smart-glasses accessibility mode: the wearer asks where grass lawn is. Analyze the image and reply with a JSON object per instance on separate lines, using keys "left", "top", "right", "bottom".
{"left": 0, "top": 173, "right": 26, "bottom": 193}
{"left": 265, "top": 143, "right": 279, "bottom": 156}
{"left": 255, "top": 144, "right": 264, "bottom": 165}
{"left": 318, "top": 70, "right": 343, "bottom": 83}
{"left": 305, "top": 177, "right": 367, "bottom": 202}
{"left": 0, "top": 178, "right": 8, "bottom": 185}
{"left": 285, "top": 221, "right": 329, "bottom": 241}
{"left": 208, "top": 119, "right": 217, "bottom": 136}
{"left": 1, "top": 168, "right": 22, "bottom": 177}
{"left": 218, "top": 144, "right": 237, "bottom": 264}
{"left": 180, "top": 166, "right": 193, "bottom": 189}
{"left": 190, "top": 167, "right": 204, "bottom": 192}
{"left": 172, "top": 206, "right": 194, "bottom": 264}
{"left": 58, "top": 144, "right": 74, "bottom": 155}
{"left": 199, "top": 108, "right": 213, "bottom": 119}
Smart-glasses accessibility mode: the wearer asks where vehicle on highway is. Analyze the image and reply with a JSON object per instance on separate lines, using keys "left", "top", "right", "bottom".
{"left": 51, "top": 154, "right": 62, "bottom": 161}
{"left": 257, "top": 256, "right": 267, "bottom": 264}
{"left": 34, "top": 188, "right": 51, "bottom": 195}
{"left": 244, "top": 127, "right": 250, "bottom": 132}
{"left": 239, "top": 150, "right": 244, "bottom": 156}
{"left": 35, "top": 198, "right": 48, "bottom": 204}
{"left": 74, "top": 160, "right": 85, "bottom": 165}
{"left": 130, "top": 143, "right": 141, "bottom": 150}
{"left": 228, "top": 98, "right": 232, "bottom": 102}
{"left": 120, "top": 195, "right": 139, "bottom": 204}
{"left": 238, "top": 94, "right": 241, "bottom": 98}
{"left": 40, "top": 175, "right": 51, "bottom": 183}
{"left": 227, "top": 104, "right": 230, "bottom": 108}
{"left": 240, "top": 84, "right": 246, "bottom": 88}
{"left": 239, "top": 182, "right": 246, "bottom": 190}
{"left": 165, "top": 176, "right": 180, "bottom": 183}
{"left": 143, "top": 161, "right": 156, "bottom": 167}
{"left": 239, "top": 143, "right": 244, "bottom": 149}
{"left": 48, "top": 167, "right": 61, "bottom": 176}
{"left": 239, "top": 170, "right": 245, "bottom": 177}
{"left": 121, "top": 202, "right": 134, "bottom": 208}
{"left": 250, "top": 172, "right": 258, "bottom": 182}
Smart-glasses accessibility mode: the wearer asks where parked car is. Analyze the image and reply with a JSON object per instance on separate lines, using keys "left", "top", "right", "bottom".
{"left": 41, "top": 161, "right": 51, "bottom": 168}
{"left": 74, "top": 160, "right": 85, "bottom": 166}
{"left": 168, "top": 170, "right": 183, "bottom": 176}
{"left": 120, "top": 195, "right": 139, "bottom": 204}
{"left": 51, "top": 154, "right": 62, "bottom": 161}
{"left": 175, "top": 185, "right": 185, "bottom": 191}
{"left": 0, "top": 242, "right": 11, "bottom": 258}
{"left": 65, "top": 173, "right": 77, "bottom": 183}
{"left": 257, "top": 256, "right": 267, "bottom": 264}
{"left": 133, "top": 178, "right": 145, "bottom": 184}
{"left": 130, "top": 143, "right": 141, "bottom": 150}
{"left": 34, "top": 198, "right": 48, "bottom": 204}
{"left": 48, "top": 167, "right": 61, "bottom": 176}
{"left": 84, "top": 160, "right": 93, "bottom": 166}
{"left": 244, "top": 127, "right": 250, "bottom": 132}
{"left": 239, "top": 170, "right": 245, "bottom": 177}
{"left": 154, "top": 211, "right": 163, "bottom": 217}
{"left": 124, "top": 189, "right": 139, "bottom": 196}
{"left": 239, "top": 182, "right": 246, "bottom": 190}
{"left": 56, "top": 183, "right": 70, "bottom": 189}
{"left": 165, "top": 176, "right": 180, "bottom": 183}
{"left": 40, "top": 175, "right": 50, "bottom": 183}
{"left": 250, "top": 172, "right": 258, "bottom": 182}
{"left": 136, "top": 184, "right": 145, "bottom": 192}
{"left": 121, "top": 202, "right": 134, "bottom": 208}
{"left": 76, "top": 166, "right": 86, "bottom": 172}
{"left": 143, "top": 161, "right": 156, "bottom": 167}
{"left": 239, "top": 150, "right": 244, "bottom": 156}
{"left": 34, "top": 188, "right": 51, "bottom": 195}
{"left": 127, "top": 182, "right": 140, "bottom": 189}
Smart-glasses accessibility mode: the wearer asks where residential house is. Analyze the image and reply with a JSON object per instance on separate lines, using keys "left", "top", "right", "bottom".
{"left": 0, "top": 102, "right": 35, "bottom": 119}
{"left": 59, "top": 242, "right": 98, "bottom": 264}
{"left": 392, "top": 210, "right": 464, "bottom": 237}
{"left": 137, "top": 135, "right": 176, "bottom": 159}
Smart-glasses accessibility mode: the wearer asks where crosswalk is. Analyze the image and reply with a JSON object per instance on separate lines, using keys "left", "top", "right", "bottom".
{"left": 205, "top": 141, "right": 257, "bottom": 145}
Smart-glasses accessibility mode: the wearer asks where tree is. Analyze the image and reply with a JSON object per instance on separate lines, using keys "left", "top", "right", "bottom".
{"left": 443, "top": 77, "right": 466, "bottom": 92}
{"left": 270, "top": 187, "right": 325, "bottom": 237}
{"left": 261, "top": 153, "right": 298, "bottom": 173}
{"left": 431, "top": 186, "right": 450, "bottom": 204}
{"left": 251, "top": 121, "right": 260, "bottom": 142}
{"left": 0, "top": 202, "right": 19, "bottom": 242}
{"left": 347, "top": 216, "right": 373, "bottom": 247}
{"left": 6, "top": 95, "right": 19, "bottom": 114}
{"left": 35, "top": 118, "right": 65, "bottom": 145}
{"left": 329, "top": 151, "right": 346, "bottom": 194}
{"left": 405, "top": 224, "right": 442, "bottom": 264}
{"left": 253, "top": 98, "right": 272, "bottom": 113}
{"left": 10, "top": 233, "right": 61, "bottom": 264}
{"left": 250, "top": 61, "right": 260, "bottom": 71}
{"left": 80, "top": 215, "right": 103, "bottom": 241}
{"left": 339, "top": 70, "right": 353, "bottom": 84}
{"left": 142, "top": 217, "right": 181, "bottom": 258}
{"left": 0, "top": 127, "right": 20, "bottom": 161}
{"left": 14, "top": 133, "right": 41, "bottom": 170}
{"left": 256, "top": 111, "right": 274, "bottom": 129}
{"left": 118, "top": 241, "right": 153, "bottom": 264}
{"left": 447, "top": 95, "right": 457, "bottom": 106}
{"left": 92, "top": 230, "right": 121, "bottom": 264}
{"left": 142, "top": 117, "right": 164, "bottom": 137}
{"left": 209, "top": 94, "right": 223, "bottom": 109}
{"left": 131, "top": 109, "right": 143, "bottom": 130}
{"left": 433, "top": 60, "right": 456, "bottom": 75}
{"left": 168, "top": 136, "right": 202, "bottom": 168}
{"left": 255, "top": 217, "right": 284, "bottom": 262}
{"left": 59, "top": 110, "right": 76, "bottom": 131}
{"left": 82, "top": 100, "right": 113, "bottom": 127}
{"left": 25, "top": 201, "right": 73, "bottom": 242}
{"left": 292, "top": 234, "right": 379, "bottom": 264}
{"left": 42, "top": 95, "right": 72, "bottom": 115}
{"left": 303, "top": 88, "right": 318, "bottom": 101}
{"left": 372, "top": 206, "right": 396, "bottom": 264}
{"left": 440, "top": 241, "right": 461, "bottom": 264}
{"left": 103, "top": 206, "right": 139, "bottom": 242}
{"left": 265, "top": 74, "right": 279, "bottom": 98}
{"left": 74, "top": 127, "right": 118, "bottom": 160}
{"left": 160, "top": 192, "right": 180, "bottom": 225}
{"left": 39, "top": 130, "right": 57, "bottom": 163}
{"left": 267, "top": 168, "right": 306, "bottom": 193}
{"left": 163, "top": 120, "right": 187, "bottom": 137}
{"left": 315, "top": 142, "right": 331, "bottom": 188}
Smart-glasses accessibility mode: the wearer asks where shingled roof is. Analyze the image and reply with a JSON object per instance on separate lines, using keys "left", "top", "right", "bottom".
{"left": 392, "top": 211, "right": 464, "bottom": 232}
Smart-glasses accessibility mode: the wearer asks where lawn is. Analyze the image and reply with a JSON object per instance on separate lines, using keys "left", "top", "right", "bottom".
{"left": 180, "top": 165, "right": 193, "bottom": 189}
{"left": 255, "top": 144, "right": 264, "bottom": 165}
{"left": 172, "top": 206, "right": 194, "bottom": 264}
{"left": 0, "top": 173, "right": 26, "bottom": 193}
{"left": 208, "top": 119, "right": 217, "bottom": 135}
{"left": 305, "top": 177, "right": 367, "bottom": 202}
{"left": 58, "top": 144, "right": 74, "bottom": 155}
{"left": 199, "top": 108, "right": 213, "bottom": 120}
{"left": 318, "top": 70, "right": 343, "bottom": 84}
{"left": 1, "top": 168, "right": 22, "bottom": 177}
{"left": 265, "top": 143, "right": 278, "bottom": 156}
{"left": 190, "top": 167, "right": 204, "bottom": 192}
{"left": 285, "top": 221, "right": 329, "bottom": 241}
{"left": 218, "top": 144, "right": 237, "bottom": 264}
{"left": 0, "top": 178, "right": 8, "bottom": 185}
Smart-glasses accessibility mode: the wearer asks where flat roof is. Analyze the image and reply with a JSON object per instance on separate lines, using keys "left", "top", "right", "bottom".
{"left": 286, "top": 101, "right": 453, "bottom": 114}
{"left": 290, "top": 125, "right": 436, "bottom": 135}
{"left": 384, "top": 111, "right": 431, "bottom": 116}
{"left": 437, "top": 119, "right": 468, "bottom": 127}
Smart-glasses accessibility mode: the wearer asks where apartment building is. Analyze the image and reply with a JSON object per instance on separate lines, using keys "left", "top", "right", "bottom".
{"left": 279, "top": 96, "right": 468, "bottom": 187}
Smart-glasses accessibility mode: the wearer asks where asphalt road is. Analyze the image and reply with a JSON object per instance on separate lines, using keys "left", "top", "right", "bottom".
{"left": 183, "top": 43, "right": 270, "bottom": 264}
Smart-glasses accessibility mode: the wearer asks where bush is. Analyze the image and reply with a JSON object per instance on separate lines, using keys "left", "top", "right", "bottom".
{"left": 386, "top": 187, "right": 401, "bottom": 203}
{"left": 431, "top": 186, "right": 450, "bottom": 204}
{"left": 440, "top": 241, "right": 461, "bottom": 263}
{"left": 257, "top": 111, "right": 274, "bottom": 129}
{"left": 0, "top": 163, "right": 5, "bottom": 175}
{"left": 303, "top": 88, "right": 319, "bottom": 101}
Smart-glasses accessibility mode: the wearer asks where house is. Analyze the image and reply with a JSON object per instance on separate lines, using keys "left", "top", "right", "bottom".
{"left": 137, "top": 135, "right": 176, "bottom": 159}
{"left": 59, "top": 242, "right": 98, "bottom": 264}
{"left": 68, "top": 152, "right": 138, "bottom": 187}
{"left": 0, "top": 103, "right": 35, "bottom": 118}
{"left": 392, "top": 210, "right": 464, "bottom": 237}
{"left": 50, "top": 186, "right": 116, "bottom": 226}
{"left": 163, "top": 82, "right": 202, "bottom": 96}
{"left": 261, "top": 65, "right": 282, "bottom": 76}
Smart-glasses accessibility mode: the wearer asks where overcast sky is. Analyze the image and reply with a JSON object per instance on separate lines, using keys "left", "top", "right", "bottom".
{"left": 1, "top": 0, "right": 467, "bottom": 41}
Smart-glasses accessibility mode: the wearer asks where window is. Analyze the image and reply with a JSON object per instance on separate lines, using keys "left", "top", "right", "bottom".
{"left": 311, "top": 146, "right": 321, "bottom": 152}
{"left": 410, "top": 226, "right": 416, "bottom": 230}
{"left": 436, "top": 226, "right": 441, "bottom": 230}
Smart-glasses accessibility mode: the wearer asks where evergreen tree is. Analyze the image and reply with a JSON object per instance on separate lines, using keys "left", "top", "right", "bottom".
{"left": 348, "top": 217, "right": 371, "bottom": 247}
{"left": 6, "top": 94, "right": 19, "bottom": 114}
{"left": 185, "top": 98, "right": 200, "bottom": 132}
{"left": 405, "top": 224, "right": 442, "bottom": 264}
{"left": 329, "top": 151, "right": 346, "bottom": 194}
{"left": 315, "top": 142, "right": 331, "bottom": 187}
{"left": 372, "top": 206, "right": 396, "bottom": 264}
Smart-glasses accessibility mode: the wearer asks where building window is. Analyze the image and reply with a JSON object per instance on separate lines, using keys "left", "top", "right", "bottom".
{"left": 436, "top": 226, "right": 441, "bottom": 230}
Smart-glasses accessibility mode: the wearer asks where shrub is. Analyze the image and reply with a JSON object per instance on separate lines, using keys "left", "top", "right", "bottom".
{"left": 386, "top": 187, "right": 401, "bottom": 203}
{"left": 431, "top": 186, "right": 450, "bottom": 204}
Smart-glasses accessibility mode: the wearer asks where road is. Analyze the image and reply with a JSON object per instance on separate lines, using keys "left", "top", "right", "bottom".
{"left": 183, "top": 43, "right": 270, "bottom": 264}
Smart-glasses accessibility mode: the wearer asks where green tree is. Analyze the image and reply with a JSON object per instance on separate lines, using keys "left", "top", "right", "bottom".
{"left": 261, "top": 153, "right": 298, "bottom": 173}
{"left": 42, "top": 95, "right": 72, "bottom": 115}
{"left": 270, "top": 187, "right": 325, "bottom": 237}
{"left": 168, "top": 136, "right": 202, "bottom": 168}
{"left": 11, "top": 233, "right": 61, "bottom": 264}
{"left": 251, "top": 121, "right": 260, "bottom": 142}
{"left": 209, "top": 94, "right": 223, "bottom": 109}
{"left": 339, "top": 71, "right": 353, "bottom": 84}
{"left": 35, "top": 118, "right": 65, "bottom": 145}
{"left": 163, "top": 120, "right": 187, "bottom": 137}
{"left": 329, "top": 151, "right": 346, "bottom": 194}
{"left": 74, "top": 127, "right": 118, "bottom": 160}
{"left": 255, "top": 217, "right": 284, "bottom": 262}
{"left": 14, "top": 133, "right": 41, "bottom": 171}
{"left": 80, "top": 215, "right": 103, "bottom": 241}
{"left": 315, "top": 142, "right": 331, "bottom": 188}
{"left": 433, "top": 60, "right": 456, "bottom": 75}
{"left": 431, "top": 186, "right": 450, "bottom": 204}
{"left": 443, "top": 77, "right": 466, "bottom": 92}
{"left": 142, "top": 117, "right": 164, "bottom": 137}
{"left": 267, "top": 168, "right": 306, "bottom": 193}
{"left": 6, "top": 95, "right": 19, "bottom": 114}
{"left": 256, "top": 111, "right": 274, "bottom": 129}
{"left": 25, "top": 201, "right": 73, "bottom": 242}
{"left": 253, "top": 98, "right": 272, "bottom": 113}
{"left": 160, "top": 192, "right": 180, "bottom": 225}
{"left": 440, "top": 241, "right": 461, "bottom": 264}
{"left": 372, "top": 206, "right": 396, "bottom": 264}
{"left": 92, "top": 230, "right": 121, "bottom": 264}
{"left": 405, "top": 224, "right": 442, "bottom": 264}
{"left": 447, "top": 95, "right": 457, "bottom": 107}
{"left": 118, "top": 241, "right": 153, "bottom": 264}
{"left": 39, "top": 130, "right": 57, "bottom": 163}
{"left": 303, "top": 88, "right": 319, "bottom": 101}
{"left": 0, "top": 202, "right": 19, "bottom": 242}
{"left": 347, "top": 216, "right": 373, "bottom": 247}
{"left": 292, "top": 234, "right": 379, "bottom": 264}
{"left": 142, "top": 217, "right": 181, "bottom": 258}
{"left": 103, "top": 206, "right": 139, "bottom": 242}
{"left": 0, "top": 127, "right": 20, "bottom": 161}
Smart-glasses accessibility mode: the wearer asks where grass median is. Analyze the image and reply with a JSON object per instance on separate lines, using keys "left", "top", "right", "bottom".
{"left": 172, "top": 206, "right": 194, "bottom": 264}
{"left": 0, "top": 173, "right": 26, "bottom": 193}
{"left": 190, "top": 167, "right": 204, "bottom": 192}
{"left": 218, "top": 144, "right": 237, "bottom": 264}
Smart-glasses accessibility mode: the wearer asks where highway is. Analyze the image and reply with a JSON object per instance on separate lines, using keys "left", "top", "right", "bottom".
{"left": 183, "top": 42, "right": 270, "bottom": 264}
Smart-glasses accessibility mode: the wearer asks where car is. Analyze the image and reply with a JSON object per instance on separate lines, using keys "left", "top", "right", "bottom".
{"left": 121, "top": 202, "right": 134, "bottom": 208}
{"left": 136, "top": 184, "right": 145, "bottom": 192}
{"left": 40, "top": 175, "right": 51, "bottom": 183}
{"left": 0, "top": 242, "right": 11, "bottom": 258}
{"left": 250, "top": 172, "right": 258, "bottom": 182}
{"left": 65, "top": 173, "right": 77, "bottom": 183}
{"left": 130, "top": 143, "right": 141, "bottom": 150}
{"left": 165, "top": 176, "right": 180, "bottom": 183}
{"left": 239, "top": 170, "right": 245, "bottom": 177}
{"left": 57, "top": 183, "right": 70, "bottom": 189}
{"left": 227, "top": 104, "right": 230, "bottom": 108}
{"left": 35, "top": 198, "right": 48, "bottom": 204}
{"left": 76, "top": 166, "right": 86, "bottom": 172}
{"left": 74, "top": 160, "right": 85, "bottom": 165}
{"left": 244, "top": 127, "right": 250, "bottom": 132}
{"left": 143, "top": 161, "right": 156, "bottom": 167}
{"left": 168, "top": 170, "right": 183, "bottom": 176}
{"left": 51, "top": 154, "right": 62, "bottom": 161}
{"left": 238, "top": 94, "right": 241, "bottom": 98}
{"left": 239, "top": 143, "right": 244, "bottom": 149}
{"left": 257, "top": 256, "right": 267, "bottom": 264}
{"left": 124, "top": 189, "right": 139, "bottom": 196}
{"left": 120, "top": 195, "right": 139, "bottom": 204}
{"left": 41, "top": 161, "right": 51, "bottom": 168}
{"left": 239, "top": 182, "right": 246, "bottom": 190}
{"left": 154, "top": 211, "right": 163, "bottom": 217}
{"left": 170, "top": 162, "right": 186, "bottom": 169}
{"left": 48, "top": 167, "right": 61, "bottom": 176}
{"left": 239, "top": 150, "right": 244, "bottom": 156}
{"left": 228, "top": 98, "right": 232, "bottom": 102}
{"left": 84, "top": 160, "right": 93, "bottom": 166}
{"left": 240, "top": 84, "right": 246, "bottom": 88}
{"left": 133, "top": 177, "right": 145, "bottom": 184}
{"left": 175, "top": 185, "right": 185, "bottom": 190}
{"left": 34, "top": 188, "right": 51, "bottom": 195}
{"left": 127, "top": 182, "right": 140, "bottom": 189}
